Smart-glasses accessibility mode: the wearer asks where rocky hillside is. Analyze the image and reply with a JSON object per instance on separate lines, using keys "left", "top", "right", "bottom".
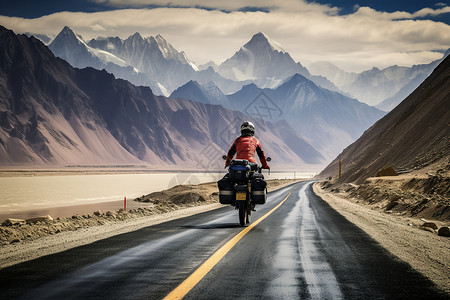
{"left": 319, "top": 55, "right": 450, "bottom": 184}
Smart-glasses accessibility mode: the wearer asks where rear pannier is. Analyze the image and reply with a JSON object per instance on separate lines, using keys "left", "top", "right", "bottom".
{"left": 251, "top": 178, "right": 267, "bottom": 204}
{"left": 218, "top": 175, "right": 234, "bottom": 204}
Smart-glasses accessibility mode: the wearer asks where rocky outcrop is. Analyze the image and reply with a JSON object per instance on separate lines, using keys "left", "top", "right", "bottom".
{"left": 437, "top": 226, "right": 450, "bottom": 237}
{"left": 2, "top": 219, "right": 26, "bottom": 226}
{"left": 26, "top": 215, "right": 53, "bottom": 224}
{"left": 377, "top": 166, "right": 398, "bottom": 177}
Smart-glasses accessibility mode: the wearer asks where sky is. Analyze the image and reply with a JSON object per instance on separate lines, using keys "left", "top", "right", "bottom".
{"left": 0, "top": 0, "right": 449, "bottom": 72}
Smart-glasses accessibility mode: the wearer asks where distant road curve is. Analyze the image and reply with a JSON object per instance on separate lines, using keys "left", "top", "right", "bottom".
{"left": 0, "top": 181, "right": 447, "bottom": 299}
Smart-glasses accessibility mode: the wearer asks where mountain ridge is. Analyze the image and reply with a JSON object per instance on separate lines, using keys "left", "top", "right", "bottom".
{"left": 309, "top": 52, "right": 448, "bottom": 108}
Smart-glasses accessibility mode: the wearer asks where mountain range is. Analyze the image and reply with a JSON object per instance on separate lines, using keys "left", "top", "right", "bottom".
{"left": 308, "top": 51, "right": 449, "bottom": 109}
{"left": 44, "top": 27, "right": 448, "bottom": 114}
{"left": 47, "top": 27, "right": 342, "bottom": 97}
{"left": 4, "top": 24, "right": 445, "bottom": 170}
{"left": 0, "top": 26, "right": 323, "bottom": 168}
{"left": 319, "top": 54, "right": 450, "bottom": 183}
{"left": 49, "top": 27, "right": 246, "bottom": 96}
{"left": 171, "top": 74, "right": 384, "bottom": 161}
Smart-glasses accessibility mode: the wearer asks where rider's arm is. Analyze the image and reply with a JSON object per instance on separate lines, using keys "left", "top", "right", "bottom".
{"left": 225, "top": 138, "right": 238, "bottom": 166}
{"left": 256, "top": 140, "right": 269, "bottom": 169}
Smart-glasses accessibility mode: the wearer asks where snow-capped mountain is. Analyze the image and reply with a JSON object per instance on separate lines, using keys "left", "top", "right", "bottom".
{"left": 48, "top": 28, "right": 340, "bottom": 97}
{"left": 89, "top": 32, "right": 198, "bottom": 71}
{"left": 87, "top": 31, "right": 256, "bottom": 95}
{"left": 49, "top": 26, "right": 165, "bottom": 95}
{"left": 309, "top": 52, "right": 448, "bottom": 108}
{"left": 218, "top": 32, "right": 304, "bottom": 81}
{"left": 87, "top": 32, "right": 199, "bottom": 93}
{"left": 49, "top": 27, "right": 253, "bottom": 96}
{"left": 154, "top": 34, "right": 198, "bottom": 71}
{"left": 375, "top": 49, "right": 450, "bottom": 111}
{"left": 218, "top": 32, "right": 339, "bottom": 92}
{"left": 198, "top": 61, "right": 219, "bottom": 72}
{"left": 50, "top": 26, "right": 129, "bottom": 70}
{"left": 307, "top": 61, "right": 358, "bottom": 89}
{"left": 0, "top": 26, "right": 322, "bottom": 168}
{"left": 375, "top": 73, "right": 431, "bottom": 112}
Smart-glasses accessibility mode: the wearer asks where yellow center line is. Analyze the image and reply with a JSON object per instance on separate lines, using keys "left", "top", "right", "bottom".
{"left": 163, "top": 191, "right": 293, "bottom": 300}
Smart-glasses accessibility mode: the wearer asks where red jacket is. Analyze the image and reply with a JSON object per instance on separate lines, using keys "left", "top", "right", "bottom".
{"left": 225, "top": 136, "right": 269, "bottom": 169}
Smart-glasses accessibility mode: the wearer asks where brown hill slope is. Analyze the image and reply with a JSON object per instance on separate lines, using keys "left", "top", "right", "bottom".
{"left": 319, "top": 55, "right": 450, "bottom": 184}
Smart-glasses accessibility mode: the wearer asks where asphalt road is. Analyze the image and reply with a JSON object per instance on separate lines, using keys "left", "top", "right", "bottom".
{"left": 0, "top": 181, "right": 447, "bottom": 299}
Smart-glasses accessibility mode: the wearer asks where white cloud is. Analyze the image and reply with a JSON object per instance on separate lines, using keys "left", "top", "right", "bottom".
{"left": 0, "top": 2, "right": 449, "bottom": 72}
{"left": 91, "top": 0, "right": 339, "bottom": 14}
{"left": 351, "top": 5, "right": 450, "bottom": 21}
{"left": 413, "top": 6, "right": 450, "bottom": 18}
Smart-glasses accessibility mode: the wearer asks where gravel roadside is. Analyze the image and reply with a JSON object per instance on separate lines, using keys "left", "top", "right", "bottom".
{"left": 313, "top": 182, "right": 450, "bottom": 293}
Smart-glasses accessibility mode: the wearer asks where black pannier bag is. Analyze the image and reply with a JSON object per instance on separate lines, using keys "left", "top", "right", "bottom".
{"left": 251, "top": 178, "right": 267, "bottom": 204}
{"left": 218, "top": 175, "right": 234, "bottom": 204}
{"left": 250, "top": 172, "right": 264, "bottom": 180}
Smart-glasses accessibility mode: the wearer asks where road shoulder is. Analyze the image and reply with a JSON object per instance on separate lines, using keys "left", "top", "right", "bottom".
{"left": 313, "top": 182, "right": 449, "bottom": 293}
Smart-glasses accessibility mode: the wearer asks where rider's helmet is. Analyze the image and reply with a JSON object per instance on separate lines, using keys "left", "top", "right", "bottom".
{"left": 240, "top": 121, "right": 255, "bottom": 136}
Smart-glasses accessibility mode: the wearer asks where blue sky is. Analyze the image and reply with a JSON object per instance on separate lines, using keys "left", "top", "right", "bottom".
{"left": 315, "top": 0, "right": 449, "bottom": 24}
{"left": 0, "top": 0, "right": 449, "bottom": 72}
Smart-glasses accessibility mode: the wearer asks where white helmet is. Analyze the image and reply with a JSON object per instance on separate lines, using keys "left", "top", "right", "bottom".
{"left": 240, "top": 121, "right": 255, "bottom": 136}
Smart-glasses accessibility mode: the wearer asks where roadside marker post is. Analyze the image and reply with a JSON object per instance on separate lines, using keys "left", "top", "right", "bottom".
{"left": 124, "top": 197, "right": 127, "bottom": 210}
